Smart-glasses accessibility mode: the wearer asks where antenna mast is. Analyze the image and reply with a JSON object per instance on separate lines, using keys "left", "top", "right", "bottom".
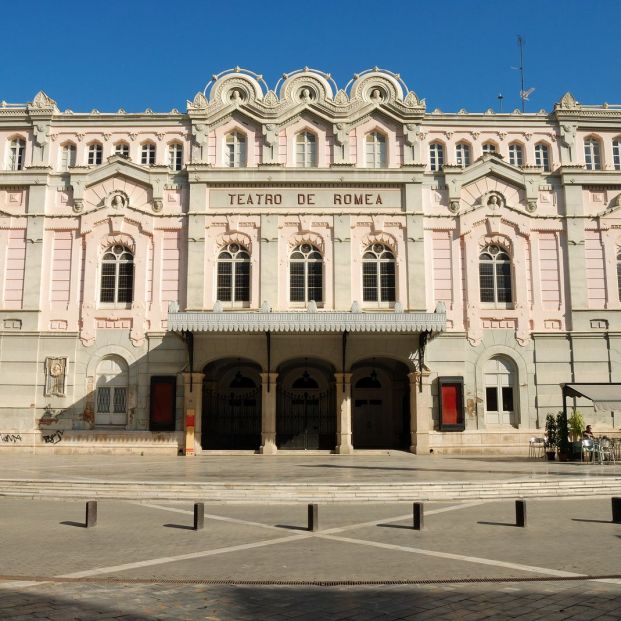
{"left": 518, "top": 35, "right": 525, "bottom": 112}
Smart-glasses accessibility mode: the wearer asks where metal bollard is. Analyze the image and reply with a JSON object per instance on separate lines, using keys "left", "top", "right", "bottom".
{"left": 85, "top": 500, "right": 97, "bottom": 528}
{"left": 308, "top": 503, "right": 319, "bottom": 532}
{"left": 193, "top": 502, "right": 204, "bottom": 531}
{"left": 515, "top": 499, "right": 527, "bottom": 527}
{"left": 413, "top": 502, "right": 424, "bottom": 530}
{"left": 612, "top": 497, "right": 621, "bottom": 524}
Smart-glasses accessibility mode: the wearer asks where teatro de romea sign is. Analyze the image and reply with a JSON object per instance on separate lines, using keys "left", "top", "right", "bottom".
{"left": 210, "top": 188, "right": 402, "bottom": 209}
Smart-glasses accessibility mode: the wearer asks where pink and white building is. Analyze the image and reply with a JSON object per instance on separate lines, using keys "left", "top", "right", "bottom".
{"left": 0, "top": 68, "right": 620, "bottom": 455}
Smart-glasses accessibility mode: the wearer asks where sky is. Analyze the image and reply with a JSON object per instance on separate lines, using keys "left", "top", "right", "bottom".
{"left": 2, "top": 0, "right": 619, "bottom": 114}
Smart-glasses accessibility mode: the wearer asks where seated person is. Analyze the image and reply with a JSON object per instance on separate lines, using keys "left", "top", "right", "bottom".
{"left": 583, "top": 425, "right": 594, "bottom": 439}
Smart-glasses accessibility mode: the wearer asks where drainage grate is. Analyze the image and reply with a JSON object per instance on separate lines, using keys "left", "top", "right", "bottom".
{"left": 0, "top": 574, "right": 619, "bottom": 586}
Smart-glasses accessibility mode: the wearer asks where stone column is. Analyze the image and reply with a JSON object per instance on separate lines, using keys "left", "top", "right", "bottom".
{"left": 260, "top": 372, "right": 278, "bottom": 454}
{"left": 182, "top": 372, "right": 205, "bottom": 456}
{"left": 335, "top": 372, "right": 353, "bottom": 454}
{"left": 408, "top": 370, "right": 432, "bottom": 454}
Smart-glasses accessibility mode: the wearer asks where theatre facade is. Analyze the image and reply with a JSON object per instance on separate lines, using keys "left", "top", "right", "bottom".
{"left": 1, "top": 68, "right": 621, "bottom": 455}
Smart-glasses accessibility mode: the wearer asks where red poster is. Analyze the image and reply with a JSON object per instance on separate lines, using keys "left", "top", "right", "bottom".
{"left": 441, "top": 384, "right": 458, "bottom": 425}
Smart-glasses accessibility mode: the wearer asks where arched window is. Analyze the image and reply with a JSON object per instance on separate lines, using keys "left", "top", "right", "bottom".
{"left": 508, "top": 143, "right": 523, "bottom": 166}
{"left": 96, "top": 356, "right": 128, "bottom": 426}
{"left": 613, "top": 139, "right": 621, "bottom": 171}
{"left": 168, "top": 143, "right": 183, "bottom": 171}
{"left": 100, "top": 244, "right": 134, "bottom": 304}
{"left": 484, "top": 356, "right": 516, "bottom": 426}
{"left": 8, "top": 138, "right": 25, "bottom": 171}
{"left": 584, "top": 138, "right": 602, "bottom": 170}
{"left": 225, "top": 131, "right": 247, "bottom": 167}
{"left": 534, "top": 143, "right": 550, "bottom": 171}
{"left": 362, "top": 243, "right": 396, "bottom": 303}
{"left": 87, "top": 142, "right": 103, "bottom": 165}
{"left": 482, "top": 142, "right": 497, "bottom": 155}
{"left": 296, "top": 131, "right": 317, "bottom": 167}
{"left": 114, "top": 142, "right": 130, "bottom": 158}
{"left": 479, "top": 244, "right": 512, "bottom": 304}
{"left": 217, "top": 243, "right": 250, "bottom": 303}
{"left": 455, "top": 142, "right": 471, "bottom": 167}
{"left": 289, "top": 243, "right": 323, "bottom": 303}
{"left": 429, "top": 142, "right": 444, "bottom": 171}
{"left": 60, "top": 143, "right": 76, "bottom": 170}
{"left": 141, "top": 142, "right": 156, "bottom": 165}
{"left": 365, "top": 132, "right": 386, "bottom": 168}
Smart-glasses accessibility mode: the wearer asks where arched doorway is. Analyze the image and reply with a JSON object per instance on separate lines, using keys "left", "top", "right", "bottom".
{"left": 351, "top": 358, "right": 410, "bottom": 449}
{"left": 484, "top": 356, "right": 517, "bottom": 427}
{"left": 277, "top": 359, "right": 336, "bottom": 450}
{"left": 202, "top": 358, "right": 261, "bottom": 450}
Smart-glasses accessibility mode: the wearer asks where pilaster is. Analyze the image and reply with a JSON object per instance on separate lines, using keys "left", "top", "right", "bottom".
{"left": 182, "top": 372, "right": 205, "bottom": 455}
{"left": 260, "top": 372, "right": 278, "bottom": 454}
{"left": 563, "top": 184, "right": 588, "bottom": 315}
{"left": 405, "top": 183, "right": 426, "bottom": 311}
{"left": 408, "top": 370, "right": 432, "bottom": 454}
{"left": 333, "top": 215, "right": 351, "bottom": 310}
{"left": 186, "top": 183, "right": 206, "bottom": 310}
{"left": 334, "top": 372, "right": 353, "bottom": 454}
{"left": 22, "top": 186, "right": 46, "bottom": 311}
{"left": 260, "top": 215, "right": 279, "bottom": 307}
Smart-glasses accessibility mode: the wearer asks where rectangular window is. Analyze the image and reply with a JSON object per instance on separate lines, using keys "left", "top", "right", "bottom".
{"left": 217, "top": 262, "right": 233, "bottom": 301}
{"left": 502, "top": 386, "right": 514, "bottom": 412}
{"left": 234, "top": 261, "right": 250, "bottom": 302}
{"left": 380, "top": 262, "right": 396, "bottom": 302}
{"left": 100, "top": 264, "right": 116, "bottom": 303}
{"left": 479, "top": 264, "right": 495, "bottom": 302}
{"left": 290, "top": 263, "right": 305, "bottom": 302}
{"left": 307, "top": 262, "right": 323, "bottom": 303}
{"left": 97, "top": 387, "right": 111, "bottom": 413}
{"left": 496, "top": 263, "right": 512, "bottom": 303}
{"left": 362, "top": 263, "right": 378, "bottom": 301}
{"left": 485, "top": 387, "right": 498, "bottom": 412}
{"left": 117, "top": 263, "right": 134, "bottom": 303}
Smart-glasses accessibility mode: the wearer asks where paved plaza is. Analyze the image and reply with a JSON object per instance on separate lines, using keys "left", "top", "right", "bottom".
{"left": 0, "top": 454, "right": 619, "bottom": 619}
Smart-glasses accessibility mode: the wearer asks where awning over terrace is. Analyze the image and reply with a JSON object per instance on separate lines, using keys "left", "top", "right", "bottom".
{"left": 167, "top": 302, "right": 447, "bottom": 334}
{"left": 562, "top": 383, "right": 621, "bottom": 412}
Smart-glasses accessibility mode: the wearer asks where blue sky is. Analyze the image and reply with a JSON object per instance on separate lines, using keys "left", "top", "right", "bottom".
{"left": 2, "top": 0, "right": 618, "bottom": 113}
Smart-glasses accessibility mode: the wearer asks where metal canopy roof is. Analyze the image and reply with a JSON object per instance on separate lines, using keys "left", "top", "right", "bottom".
{"left": 167, "top": 306, "right": 446, "bottom": 334}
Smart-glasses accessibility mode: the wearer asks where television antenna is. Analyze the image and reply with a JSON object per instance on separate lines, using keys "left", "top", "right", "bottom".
{"left": 515, "top": 35, "right": 535, "bottom": 112}
{"left": 497, "top": 93, "right": 504, "bottom": 113}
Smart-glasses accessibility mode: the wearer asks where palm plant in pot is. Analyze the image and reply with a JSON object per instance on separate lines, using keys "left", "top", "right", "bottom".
{"left": 544, "top": 413, "right": 558, "bottom": 460}
{"left": 568, "top": 410, "right": 586, "bottom": 460}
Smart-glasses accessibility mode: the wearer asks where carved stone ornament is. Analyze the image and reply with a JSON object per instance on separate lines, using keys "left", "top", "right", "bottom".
{"left": 526, "top": 199, "right": 538, "bottom": 213}
{"left": 107, "top": 191, "right": 128, "bottom": 210}
{"left": 334, "top": 89, "right": 349, "bottom": 105}
{"left": 558, "top": 91, "right": 579, "bottom": 109}
{"left": 484, "top": 192, "right": 505, "bottom": 209}
{"left": 168, "top": 300, "right": 179, "bottom": 313}
{"left": 262, "top": 90, "right": 279, "bottom": 107}
{"left": 152, "top": 199, "right": 163, "bottom": 213}
{"left": 449, "top": 200, "right": 460, "bottom": 214}
{"left": 260, "top": 301, "right": 272, "bottom": 313}
{"left": 44, "top": 357, "right": 66, "bottom": 397}
{"left": 72, "top": 198, "right": 84, "bottom": 214}
{"left": 191, "top": 92, "right": 208, "bottom": 109}
{"left": 31, "top": 90, "right": 57, "bottom": 108}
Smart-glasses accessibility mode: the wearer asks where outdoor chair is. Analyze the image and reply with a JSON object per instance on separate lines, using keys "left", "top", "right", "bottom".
{"left": 528, "top": 437, "right": 545, "bottom": 459}
{"left": 598, "top": 438, "right": 616, "bottom": 465}
{"left": 582, "top": 438, "right": 595, "bottom": 463}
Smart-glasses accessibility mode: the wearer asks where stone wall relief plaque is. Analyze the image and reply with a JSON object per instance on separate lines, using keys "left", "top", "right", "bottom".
{"left": 44, "top": 357, "right": 67, "bottom": 397}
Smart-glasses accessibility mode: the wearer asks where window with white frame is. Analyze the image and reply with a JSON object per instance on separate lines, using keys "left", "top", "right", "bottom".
{"left": 290, "top": 243, "right": 323, "bottom": 303}
{"left": 365, "top": 131, "right": 386, "bottom": 168}
{"left": 429, "top": 142, "right": 444, "bottom": 172}
{"left": 508, "top": 143, "right": 524, "bottom": 166}
{"left": 482, "top": 142, "right": 497, "bottom": 155}
{"left": 168, "top": 143, "right": 183, "bottom": 171}
{"left": 455, "top": 142, "right": 471, "bottom": 166}
{"left": 296, "top": 131, "right": 317, "bottom": 167}
{"left": 217, "top": 243, "right": 250, "bottom": 303}
{"left": 100, "top": 244, "right": 134, "bottom": 304}
{"left": 8, "top": 138, "right": 25, "bottom": 170}
{"left": 362, "top": 243, "right": 396, "bottom": 303}
{"left": 613, "top": 139, "right": 621, "bottom": 171}
{"left": 114, "top": 142, "right": 130, "bottom": 158}
{"left": 95, "top": 355, "right": 128, "bottom": 426}
{"left": 141, "top": 142, "right": 156, "bottom": 165}
{"left": 60, "top": 143, "right": 76, "bottom": 170}
{"left": 479, "top": 244, "right": 512, "bottom": 304}
{"left": 484, "top": 356, "right": 516, "bottom": 426}
{"left": 225, "top": 131, "right": 247, "bottom": 167}
{"left": 87, "top": 142, "right": 103, "bottom": 165}
{"left": 584, "top": 138, "right": 602, "bottom": 170}
{"left": 534, "top": 143, "right": 550, "bottom": 171}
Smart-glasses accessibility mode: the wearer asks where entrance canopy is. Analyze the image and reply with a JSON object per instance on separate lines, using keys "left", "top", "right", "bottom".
{"left": 562, "top": 383, "right": 621, "bottom": 412}
{"left": 167, "top": 303, "right": 446, "bottom": 334}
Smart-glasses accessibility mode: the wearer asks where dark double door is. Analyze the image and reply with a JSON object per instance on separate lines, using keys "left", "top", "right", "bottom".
{"left": 202, "top": 385, "right": 261, "bottom": 450}
{"left": 277, "top": 387, "right": 335, "bottom": 450}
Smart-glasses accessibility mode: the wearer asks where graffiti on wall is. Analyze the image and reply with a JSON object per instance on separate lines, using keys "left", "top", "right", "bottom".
{"left": 0, "top": 434, "right": 22, "bottom": 443}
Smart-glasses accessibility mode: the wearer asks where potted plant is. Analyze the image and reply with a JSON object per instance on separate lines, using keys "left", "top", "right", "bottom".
{"left": 568, "top": 410, "right": 586, "bottom": 460}
{"left": 556, "top": 412, "right": 570, "bottom": 461}
{"left": 544, "top": 414, "right": 557, "bottom": 460}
